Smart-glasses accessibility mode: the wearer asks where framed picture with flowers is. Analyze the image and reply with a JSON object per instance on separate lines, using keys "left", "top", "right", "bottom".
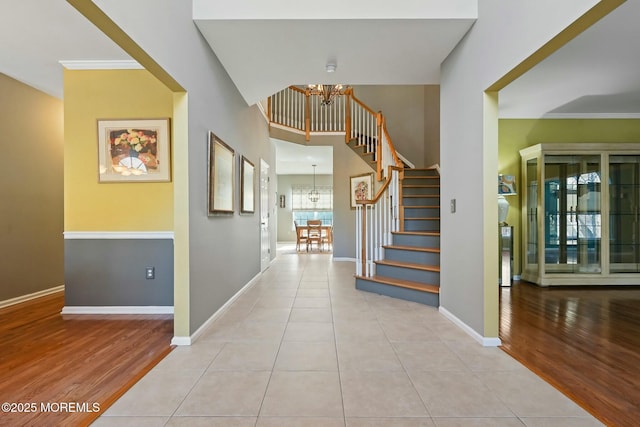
{"left": 350, "top": 172, "right": 373, "bottom": 209}
{"left": 97, "top": 118, "right": 171, "bottom": 182}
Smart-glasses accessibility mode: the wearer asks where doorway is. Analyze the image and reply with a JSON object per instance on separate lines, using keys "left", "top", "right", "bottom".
{"left": 260, "top": 159, "right": 271, "bottom": 272}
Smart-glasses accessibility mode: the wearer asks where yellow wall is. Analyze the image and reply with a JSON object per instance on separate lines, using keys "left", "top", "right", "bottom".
{"left": 64, "top": 69, "right": 174, "bottom": 231}
{"left": 499, "top": 118, "right": 640, "bottom": 274}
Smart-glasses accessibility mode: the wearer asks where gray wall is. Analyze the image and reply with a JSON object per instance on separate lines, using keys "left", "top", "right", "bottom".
{"left": 424, "top": 85, "right": 440, "bottom": 167}
{"left": 352, "top": 85, "right": 427, "bottom": 168}
{"left": 64, "top": 239, "right": 173, "bottom": 306}
{"left": 0, "top": 74, "right": 63, "bottom": 302}
{"left": 440, "top": 0, "right": 598, "bottom": 337}
{"left": 94, "top": 0, "right": 276, "bottom": 334}
{"left": 277, "top": 174, "right": 333, "bottom": 242}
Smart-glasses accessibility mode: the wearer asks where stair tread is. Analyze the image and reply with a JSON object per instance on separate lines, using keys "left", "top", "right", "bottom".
{"left": 375, "top": 259, "right": 440, "bottom": 272}
{"left": 356, "top": 275, "right": 440, "bottom": 294}
{"left": 383, "top": 245, "right": 440, "bottom": 253}
{"left": 403, "top": 194, "right": 439, "bottom": 198}
{"left": 393, "top": 231, "right": 440, "bottom": 236}
{"left": 403, "top": 184, "right": 440, "bottom": 188}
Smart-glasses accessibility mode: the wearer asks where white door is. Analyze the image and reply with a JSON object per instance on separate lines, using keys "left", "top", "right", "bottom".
{"left": 260, "top": 159, "right": 271, "bottom": 271}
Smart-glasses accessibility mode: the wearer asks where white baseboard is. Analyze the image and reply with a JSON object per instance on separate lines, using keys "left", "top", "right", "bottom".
{"left": 0, "top": 285, "right": 64, "bottom": 309}
{"left": 513, "top": 275, "right": 521, "bottom": 281}
{"left": 439, "top": 306, "right": 501, "bottom": 347}
{"left": 333, "top": 257, "right": 356, "bottom": 262}
{"left": 171, "top": 271, "right": 263, "bottom": 346}
{"left": 61, "top": 306, "right": 174, "bottom": 314}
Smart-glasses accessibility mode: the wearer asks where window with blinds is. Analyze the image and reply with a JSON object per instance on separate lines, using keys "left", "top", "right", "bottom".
{"left": 291, "top": 185, "right": 333, "bottom": 211}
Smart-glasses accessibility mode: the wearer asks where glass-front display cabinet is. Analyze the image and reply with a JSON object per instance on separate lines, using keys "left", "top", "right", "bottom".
{"left": 520, "top": 143, "right": 640, "bottom": 286}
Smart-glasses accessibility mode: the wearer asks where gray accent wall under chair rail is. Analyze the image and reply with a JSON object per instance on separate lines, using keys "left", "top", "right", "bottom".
{"left": 64, "top": 238, "right": 173, "bottom": 307}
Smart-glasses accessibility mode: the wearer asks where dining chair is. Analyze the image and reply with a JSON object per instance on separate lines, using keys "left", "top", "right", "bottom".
{"left": 306, "top": 219, "right": 323, "bottom": 251}
{"left": 294, "top": 222, "right": 309, "bottom": 252}
{"left": 321, "top": 225, "right": 333, "bottom": 252}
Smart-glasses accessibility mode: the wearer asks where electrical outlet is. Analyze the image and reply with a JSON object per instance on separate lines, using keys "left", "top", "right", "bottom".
{"left": 145, "top": 267, "right": 155, "bottom": 280}
{"left": 450, "top": 198, "right": 456, "bottom": 213}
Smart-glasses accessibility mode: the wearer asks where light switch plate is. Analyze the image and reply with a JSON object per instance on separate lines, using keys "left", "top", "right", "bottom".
{"left": 450, "top": 199, "right": 456, "bottom": 213}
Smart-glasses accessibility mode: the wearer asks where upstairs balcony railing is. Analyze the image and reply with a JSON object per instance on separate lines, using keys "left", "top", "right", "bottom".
{"left": 268, "top": 86, "right": 403, "bottom": 181}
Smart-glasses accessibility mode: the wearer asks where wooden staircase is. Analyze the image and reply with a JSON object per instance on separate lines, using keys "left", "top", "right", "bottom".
{"left": 355, "top": 167, "right": 441, "bottom": 307}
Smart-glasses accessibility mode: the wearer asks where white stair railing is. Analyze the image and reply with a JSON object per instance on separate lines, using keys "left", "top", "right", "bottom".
{"left": 269, "top": 86, "right": 306, "bottom": 132}
{"left": 355, "top": 167, "right": 402, "bottom": 277}
{"left": 349, "top": 95, "right": 378, "bottom": 157}
{"left": 309, "top": 93, "right": 346, "bottom": 132}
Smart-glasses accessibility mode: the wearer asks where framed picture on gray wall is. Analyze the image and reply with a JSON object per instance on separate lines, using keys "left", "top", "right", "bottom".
{"left": 350, "top": 172, "right": 373, "bottom": 209}
{"left": 97, "top": 118, "right": 171, "bottom": 182}
{"left": 208, "top": 132, "right": 235, "bottom": 215}
{"left": 240, "top": 156, "right": 255, "bottom": 214}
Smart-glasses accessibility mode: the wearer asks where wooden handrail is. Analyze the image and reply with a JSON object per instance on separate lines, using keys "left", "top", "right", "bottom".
{"left": 357, "top": 166, "right": 403, "bottom": 205}
{"left": 289, "top": 85, "right": 306, "bottom": 94}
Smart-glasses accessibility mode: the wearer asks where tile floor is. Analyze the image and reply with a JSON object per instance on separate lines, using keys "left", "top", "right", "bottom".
{"left": 92, "top": 246, "right": 603, "bottom": 427}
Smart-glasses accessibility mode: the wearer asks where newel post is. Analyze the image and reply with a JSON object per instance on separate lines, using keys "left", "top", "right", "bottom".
{"left": 361, "top": 204, "right": 367, "bottom": 276}
{"left": 345, "top": 88, "right": 352, "bottom": 143}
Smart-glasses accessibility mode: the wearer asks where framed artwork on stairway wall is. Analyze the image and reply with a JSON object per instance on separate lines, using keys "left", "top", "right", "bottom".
{"left": 350, "top": 172, "right": 373, "bottom": 209}
{"left": 97, "top": 118, "right": 171, "bottom": 182}
{"left": 208, "top": 132, "right": 235, "bottom": 215}
{"left": 240, "top": 156, "right": 255, "bottom": 214}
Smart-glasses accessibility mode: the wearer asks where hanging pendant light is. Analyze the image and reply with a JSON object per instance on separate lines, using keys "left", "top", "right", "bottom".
{"left": 308, "top": 164, "right": 320, "bottom": 203}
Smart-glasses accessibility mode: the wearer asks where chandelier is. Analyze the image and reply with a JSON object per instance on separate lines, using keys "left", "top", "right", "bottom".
{"left": 308, "top": 164, "right": 319, "bottom": 202}
{"left": 307, "top": 84, "right": 344, "bottom": 106}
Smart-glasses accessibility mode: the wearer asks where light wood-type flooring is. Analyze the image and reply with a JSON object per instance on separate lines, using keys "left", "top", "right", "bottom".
{"left": 0, "top": 291, "right": 173, "bottom": 426}
{"left": 500, "top": 281, "right": 640, "bottom": 427}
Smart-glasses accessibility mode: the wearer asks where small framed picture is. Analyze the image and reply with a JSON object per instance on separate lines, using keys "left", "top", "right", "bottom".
{"left": 350, "top": 172, "right": 373, "bottom": 209}
{"left": 240, "top": 156, "right": 255, "bottom": 214}
{"left": 208, "top": 132, "right": 235, "bottom": 215}
{"left": 97, "top": 118, "right": 171, "bottom": 182}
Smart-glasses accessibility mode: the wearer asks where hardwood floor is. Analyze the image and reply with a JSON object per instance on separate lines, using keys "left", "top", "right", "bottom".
{"left": 500, "top": 281, "right": 640, "bottom": 427}
{"left": 0, "top": 291, "right": 173, "bottom": 426}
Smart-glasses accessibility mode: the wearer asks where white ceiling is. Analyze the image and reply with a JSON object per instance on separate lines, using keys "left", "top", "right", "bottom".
{"left": 273, "top": 139, "right": 333, "bottom": 175}
{"left": 1, "top": 1, "right": 639, "bottom": 119}
{"left": 499, "top": 0, "right": 640, "bottom": 118}
{"left": 0, "top": 0, "right": 132, "bottom": 99}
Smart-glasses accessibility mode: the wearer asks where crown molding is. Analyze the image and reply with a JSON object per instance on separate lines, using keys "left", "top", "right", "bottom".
{"left": 59, "top": 60, "right": 143, "bottom": 70}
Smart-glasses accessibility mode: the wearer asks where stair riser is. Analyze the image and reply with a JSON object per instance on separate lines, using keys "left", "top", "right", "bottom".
{"left": 403, "top": 186, "right": 440, "bottom": 196}
{"left": 404, "top": 207, "right": 440, "bottom": 218}
{"left": 404, "top": 169, "right": 439, "bottom": 177}
{"left": 404, "top": 220, "right": 440, "bottom": 232}
{"left": 403, "top": 177, "right": 439, "bottom": 186}
{"left": 355, "top": 278, "right": 439, "bottom": 307}
{"left": 403, "top": 197, "right": 439, "bottom": 207}
{"left": 393, "top": 233, "right": 440, "bottom": 247}
{"left": 376, "top": 264, "right": 440, "bottom": 284}
{"left": 384, "top": 248, "right": 440, "bottom": 266}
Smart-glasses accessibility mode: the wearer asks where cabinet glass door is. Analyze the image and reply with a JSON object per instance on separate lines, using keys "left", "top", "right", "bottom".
{"left": 525, "top": 159, "right": 538, "bottom": 271}
{"left": 609, "top": 155, "right": 640, "bottom": 272}
{"left": 544, "top": 155, "right": 601, "bottom": 273}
